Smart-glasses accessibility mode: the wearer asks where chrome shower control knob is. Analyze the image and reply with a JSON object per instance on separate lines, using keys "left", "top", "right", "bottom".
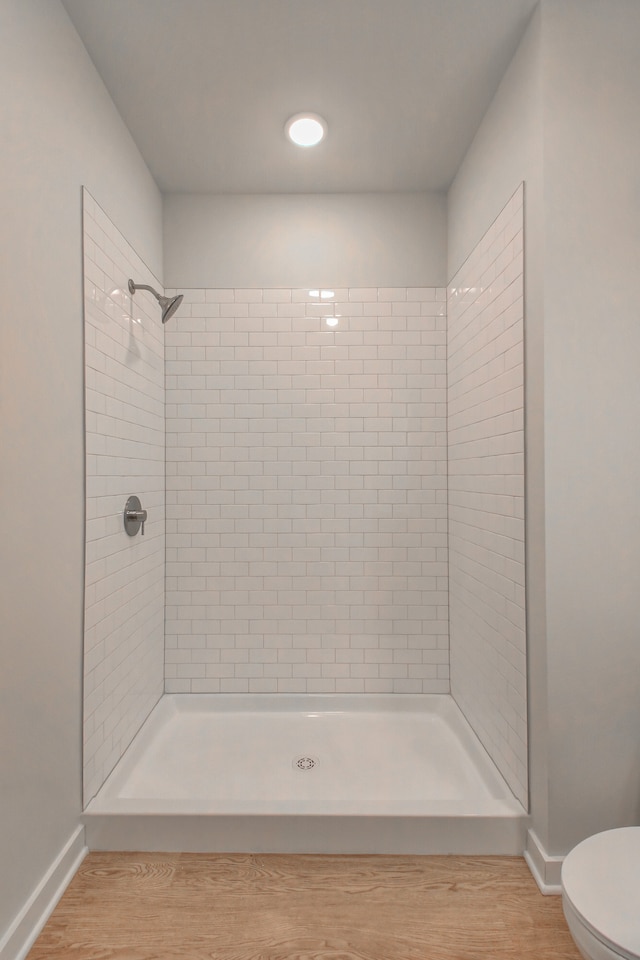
{"left": 124, "top": 496, "right": 147, "bottom": 536}
{"left": 126, "top": 509, "right": 147, "bottom": 535}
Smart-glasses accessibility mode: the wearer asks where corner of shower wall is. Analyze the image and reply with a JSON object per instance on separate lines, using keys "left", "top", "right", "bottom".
{"left": 82, "top": 188, "right": 165, "bottom": 807}
{"left": 446, "top": 183, "right": 528, "bottom": 808}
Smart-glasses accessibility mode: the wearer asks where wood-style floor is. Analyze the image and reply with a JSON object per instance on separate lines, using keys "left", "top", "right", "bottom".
{"left": 27, "top": 853, "right": 581, "bottom": 960}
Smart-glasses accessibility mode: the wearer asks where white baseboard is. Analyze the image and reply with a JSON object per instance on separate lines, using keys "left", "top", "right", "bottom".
{"left": 0, "top": 825, "right": 87, "bottom": 960}
{"left": 524, "top": 828, "right": 564, "bottom": 895}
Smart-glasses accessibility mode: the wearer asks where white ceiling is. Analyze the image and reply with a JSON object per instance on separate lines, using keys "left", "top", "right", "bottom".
{"left": 61, "top": 0, "right": 538, "bottom": 195}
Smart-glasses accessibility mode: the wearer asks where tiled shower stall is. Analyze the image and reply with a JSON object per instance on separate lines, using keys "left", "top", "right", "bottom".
{"left": 83, "top": 184, "right": 526, "bottom": 809}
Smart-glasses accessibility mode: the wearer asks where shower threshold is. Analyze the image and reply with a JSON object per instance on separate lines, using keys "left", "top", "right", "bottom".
{"left": 83, "top": 694, "right": 528, "bottom": 854}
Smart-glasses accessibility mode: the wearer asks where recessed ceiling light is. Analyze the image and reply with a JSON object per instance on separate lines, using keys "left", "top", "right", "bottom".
{"left": 285, "top": 113, "right": 327, "bottom": 147}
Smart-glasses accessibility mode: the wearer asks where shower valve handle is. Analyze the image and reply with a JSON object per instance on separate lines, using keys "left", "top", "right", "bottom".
{"left": 126, "top": 508, "right": 147, "bottom": 535}
{"left": 124, "top": 496, "right": 147, "bottom": 536}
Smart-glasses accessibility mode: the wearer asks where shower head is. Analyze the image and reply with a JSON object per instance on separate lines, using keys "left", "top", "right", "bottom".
{"left": 128, "top": 279, "right": 184, "bottom": 324}
{"left": 158, "top": 293, "right": 184, "bottom": 324}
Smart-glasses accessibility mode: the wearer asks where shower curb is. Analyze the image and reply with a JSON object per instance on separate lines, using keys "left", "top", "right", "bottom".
{"left": 83, "top": 812, "right": 528, "bottom": 856}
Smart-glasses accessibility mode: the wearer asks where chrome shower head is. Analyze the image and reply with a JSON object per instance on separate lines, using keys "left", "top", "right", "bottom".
{"left": 128, "top": 279, "right": 184, "bottom": 324}
{"left": 158, "top": 293, "right": 184, "bottom": 324}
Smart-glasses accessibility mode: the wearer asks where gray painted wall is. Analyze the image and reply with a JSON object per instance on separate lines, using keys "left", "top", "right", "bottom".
{"left": 542, "top": 0, "right": 640, "bottom": 852}
{"left": 449, "top": 0, "right": 640, "bottom": 856}
{"left": 0, "top": 0, "right": 161, "bottom": 941}
{"left": 163, "top": 192, "right": 447, "bottom": 289}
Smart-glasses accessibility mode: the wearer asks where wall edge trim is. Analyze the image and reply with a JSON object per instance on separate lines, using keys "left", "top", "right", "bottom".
{"left": 524, "top": 828, "right": 563, "bottom": 895}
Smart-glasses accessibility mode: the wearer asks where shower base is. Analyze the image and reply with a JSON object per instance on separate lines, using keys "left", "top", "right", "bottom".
{"left": 83, "top": 694, "right": 528, "bottom": 854}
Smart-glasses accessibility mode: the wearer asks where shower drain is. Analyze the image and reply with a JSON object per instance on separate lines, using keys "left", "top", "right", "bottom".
{"left": 293, "top": 755, "right": 319, "bottom": 771}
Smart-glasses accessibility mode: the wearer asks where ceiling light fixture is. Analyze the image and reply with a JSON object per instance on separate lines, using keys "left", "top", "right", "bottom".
{"left": 285, "top": 113, "right": 327, "bottom": 147}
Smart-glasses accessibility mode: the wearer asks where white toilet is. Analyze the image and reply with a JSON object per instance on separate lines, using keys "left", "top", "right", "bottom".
{"left": 561, "top": 827, "right": 640, "bottom": 960}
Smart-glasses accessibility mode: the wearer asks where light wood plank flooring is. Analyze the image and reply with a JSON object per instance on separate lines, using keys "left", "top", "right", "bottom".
{"left": 27, "top": 853, "right": 581, "bottom": 959}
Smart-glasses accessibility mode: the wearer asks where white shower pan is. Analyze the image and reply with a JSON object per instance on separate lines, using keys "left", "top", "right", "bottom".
{"left": 83, "top": 694, "right": 528, "bottom": 853}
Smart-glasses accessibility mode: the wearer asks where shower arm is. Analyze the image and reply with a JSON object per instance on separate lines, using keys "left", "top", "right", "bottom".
{"left": 128, "top": 280, "right": 158, "bottom": 298}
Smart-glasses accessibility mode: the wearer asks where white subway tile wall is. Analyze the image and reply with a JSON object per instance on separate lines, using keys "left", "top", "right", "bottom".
{"left": 447, "top": 185, "right": 527, "bottom": 806}
{"left": 83, "top": 190, "right": 165, "bottom": 805}
{"left": 165, "top": 287, "right": 449, "bottom": 694}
